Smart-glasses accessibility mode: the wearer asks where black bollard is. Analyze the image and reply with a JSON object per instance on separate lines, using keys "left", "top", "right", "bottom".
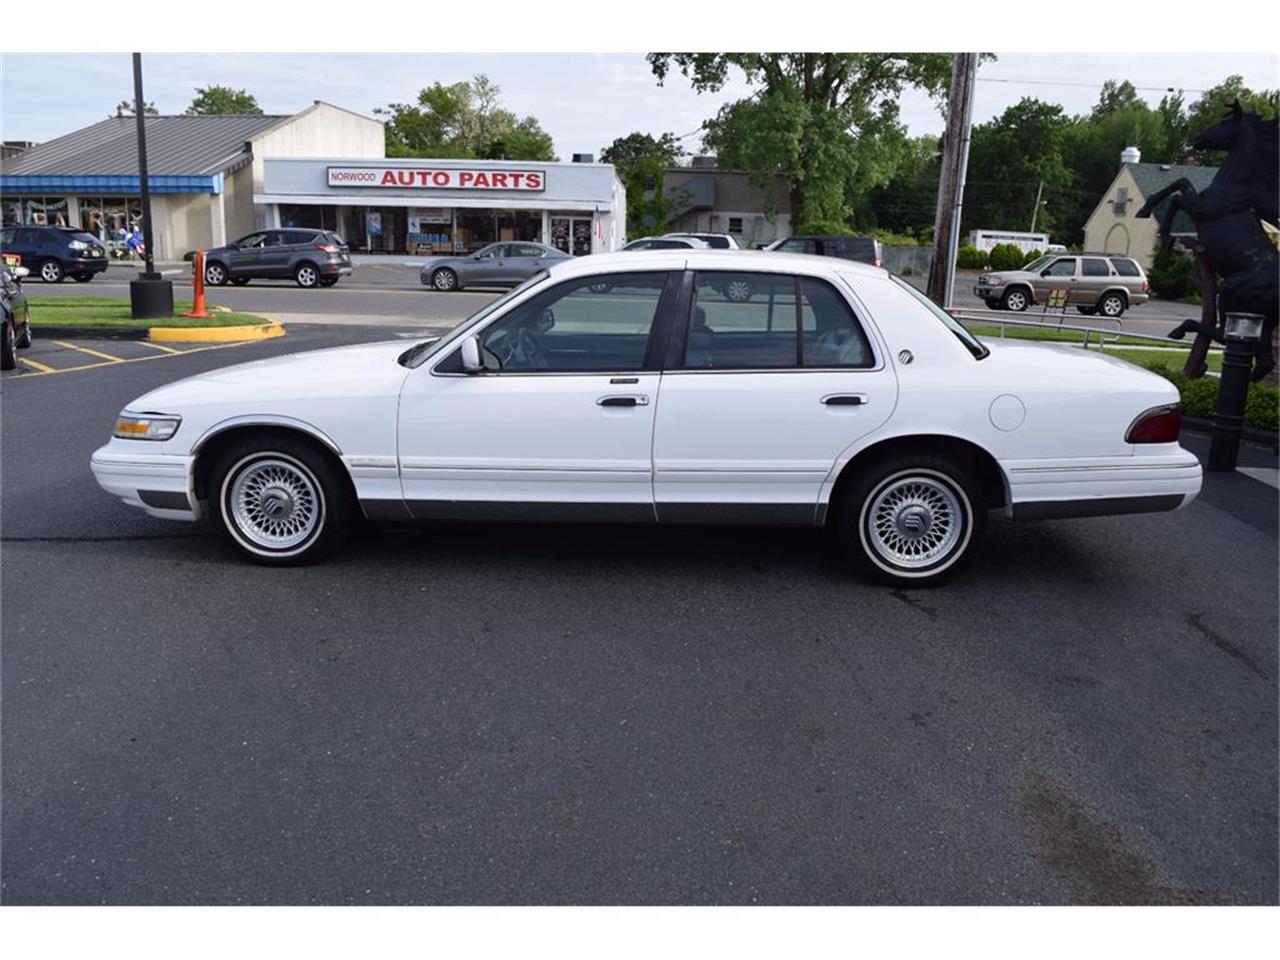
{"left": 1207, "top": 312, "right": 1264, "bottom": 472}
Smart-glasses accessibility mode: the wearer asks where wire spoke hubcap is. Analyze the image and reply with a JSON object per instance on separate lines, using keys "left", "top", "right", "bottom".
{"left": 867, "top": 476, "right": 963, "bottom": 569}
{"left": 229, "top": 458, "right": 321, "bottom": 550}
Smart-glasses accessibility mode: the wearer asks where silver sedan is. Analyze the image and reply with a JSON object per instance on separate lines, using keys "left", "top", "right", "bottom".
{"left": 419, "top": 242, "right": 569, "bottom": 291}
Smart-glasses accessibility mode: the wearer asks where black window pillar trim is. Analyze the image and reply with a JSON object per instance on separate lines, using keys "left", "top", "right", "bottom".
{"left": 661, "top": 269, "right": 696, "bottom": 372}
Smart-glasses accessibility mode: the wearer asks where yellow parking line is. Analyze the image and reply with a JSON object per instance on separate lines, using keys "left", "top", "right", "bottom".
{"left": 19, "top": 356, "right": 57, "bottom": 373}
{"left": 11, "top": 339, "right": 257, "bottom": 378}
{"left": 52, "top": 340, "right": 125, "bottom": 362}
{"left": 134, "top": 340, "right": 183, "bottom": 354}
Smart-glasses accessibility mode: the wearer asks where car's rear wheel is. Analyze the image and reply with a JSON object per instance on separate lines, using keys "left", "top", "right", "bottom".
{"left": 1, "top": 319, "right": 16, "bottom": 370}
{"left": 836, "top": 454, "right": 984, "bottom": 587}
{"left": 1097, "top": 292, "right": 1126, "bottom": 318}
{"left": 39, "top": 259, "right": 64, "bottom": 283}
{"left": 294, "top": 262, "right": 321, "bottom": 288}
{"left": 205, "top": 261, "right": 229, "bottom": 285}
{"left": 432, "top": 268, "right": 459, "bottom": 291}
{"left": 209, "top": 435, "right": 352, "bottom": 565}
{"left": 1000, "top": 287, "right": 1029, "bottom": 312}
{"left": 724, "top": 278, "right": 754, "bottom": 302}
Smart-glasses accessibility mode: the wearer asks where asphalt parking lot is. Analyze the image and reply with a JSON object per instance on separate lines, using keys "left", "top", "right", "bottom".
{"left": 1, "top": 320, "right": 1276, "bottom": 905}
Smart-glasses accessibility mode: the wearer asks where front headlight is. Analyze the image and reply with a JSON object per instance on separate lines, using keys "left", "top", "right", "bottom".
{"left": 69, "top": 240, "right": 89, "bottom": 251}
{"left": 113, "top": 413, "right": 181, "bottom": 441}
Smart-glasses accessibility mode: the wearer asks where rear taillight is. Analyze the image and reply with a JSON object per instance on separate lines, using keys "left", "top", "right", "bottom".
{"left": 314, "top": 242, "right": 340, "bottom": 253}
{"left": 873, "top": 258, "right": 881, "bottom": 268}
{"left": 1142, "top": 280, "right": 1150, "bottom": 292}
{"left": 1126, "top": 404, "right": 1181, "bottom": 444}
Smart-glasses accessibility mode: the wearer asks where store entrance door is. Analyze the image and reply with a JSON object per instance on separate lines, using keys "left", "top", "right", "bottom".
{"left": 550, "top": 216, "right": 593, "bottom": 256}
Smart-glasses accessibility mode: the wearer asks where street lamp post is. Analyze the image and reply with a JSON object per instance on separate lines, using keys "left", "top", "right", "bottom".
{"left": 1207, "top": 312, "right": 1265, "bottom": 472}
{"left": 128, "top": 52, "right": 174, "bottom": 320}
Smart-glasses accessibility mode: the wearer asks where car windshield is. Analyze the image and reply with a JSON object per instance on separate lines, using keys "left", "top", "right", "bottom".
{"left": 1021, "top": 255, "right": 1053, "bottom": 273}
{"left": 400, "top": 270, "right": 552, "bottom": 368}
{"left": 889, "top": 275, "right": 989, "bottom": 360}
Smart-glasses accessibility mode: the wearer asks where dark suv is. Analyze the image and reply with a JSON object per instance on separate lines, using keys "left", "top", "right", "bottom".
{"left": 766, "top": 235, "right": 883, "bottom": 267}
{"left": 0, "top": 225, "right": 110, "bottom": 283}
{"left": 202, "top": 229, "right": 352, "bottom": 288}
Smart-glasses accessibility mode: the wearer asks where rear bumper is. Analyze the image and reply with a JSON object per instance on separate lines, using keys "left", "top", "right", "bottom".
{"left": 68, "top": 257, "right": 109, "bottom": 276}
{"left": 1003, "top": 447, "right": 1202, "bottom": 520}
{"left": 90, "top": 442, "right": 199, "bottom": 521}
{"left": 322, "top": 261, "right": 352, "bottom": 276}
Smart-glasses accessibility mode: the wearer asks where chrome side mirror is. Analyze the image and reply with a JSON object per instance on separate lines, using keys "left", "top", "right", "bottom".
{"left": 460, "top": 336, "right": 483, "bottom": 373}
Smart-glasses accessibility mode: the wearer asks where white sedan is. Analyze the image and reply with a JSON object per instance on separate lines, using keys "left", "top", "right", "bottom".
{"left": 91, "top": 250, "right": 1202, "bottom": 585}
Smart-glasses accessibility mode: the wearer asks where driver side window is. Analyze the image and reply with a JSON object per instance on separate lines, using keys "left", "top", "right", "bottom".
{"left": 477, "top": 272, "right": 669, "bottom": 373}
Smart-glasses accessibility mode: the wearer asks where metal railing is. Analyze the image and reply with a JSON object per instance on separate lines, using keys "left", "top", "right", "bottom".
{"left": 948, "top": 307, "right": 1214, "bottom": 352}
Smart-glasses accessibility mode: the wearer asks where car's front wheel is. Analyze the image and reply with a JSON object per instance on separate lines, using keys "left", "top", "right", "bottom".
{"left": 205, "top": 261, "right": 229, "bottom": 285}
{"left": 15, "top": 320, "right": 32, "bottom": 349}
{"left": 836, "top": 454, "right": 984, "bottom": 586}
{"left": 432, "top": 268, "right": 459, "bottom": 291}
{"left": 1000, "top": 287, "right": 1029, "bottom": 312}
{"left": 209, "top": 435, "right": 353, "bottom": 565}
{"left": 723, "top": 278, "right": 755, "bottom": 302}
{"left": 39, "top": 259, "right": 64, "bottom": 283}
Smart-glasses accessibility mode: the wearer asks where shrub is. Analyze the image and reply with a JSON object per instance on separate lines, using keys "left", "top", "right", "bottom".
{"left": 1147, "top": 247, "right": 1198, "bottom": 300}
{"left": 796, "top": 219, "right": 853, "bottom": 236}
{"left": 1022, "top": 248, "right": 1044, "bottom": 265}
{"left": 955, "top": 245, "right": 988, "bottom": 269}
{"left": 1130, "top": 358, "right": 1279, "bottom": 432}
{"left": 988, "top": 243, "right": 1025, "bottom": 271}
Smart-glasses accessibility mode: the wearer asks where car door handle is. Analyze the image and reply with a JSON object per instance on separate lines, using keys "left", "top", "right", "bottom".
{"left": 597, "top": 395, "right": 649, "bottom": 407}
{"left": 821, "top": 394, "right": 867, "bottom": 406}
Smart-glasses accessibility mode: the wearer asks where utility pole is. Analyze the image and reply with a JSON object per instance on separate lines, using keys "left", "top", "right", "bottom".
{"left": 1029, "top": 180, "right": 1045, "bottom": 232}
{"left": 926, "top": 52, "right": 978, "bottom": 309}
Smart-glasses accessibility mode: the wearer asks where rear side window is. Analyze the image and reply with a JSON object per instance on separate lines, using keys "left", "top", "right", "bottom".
{"left": 1081, "top": 257, "right": 1110, "bottom": 277}
{"left": 776, "top": 238, "right": 816, "bottom": 255}
{"left": 685, "top": 273, "right": 872, "bottom": 369}
{"left": 283, "top": 230, "right": 316, "bottom": 245}
{"left": 1110, "top": 258, "right": 1141, "bottom": 277}
{"left": 701, "top": 235, "right": 732, "bottom": 249}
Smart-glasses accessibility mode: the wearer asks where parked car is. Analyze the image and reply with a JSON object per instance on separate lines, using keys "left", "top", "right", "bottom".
{"left": 0, "top": 225, "right": 109, "bottom": 283}
{"left": 202, "top": 229, "right": 352, "bottom": 289}
{"left": 975, "top": 253, "right": 1150, "bottom": 317}
{"left": 765, "top": 235, "right": 883, "bottom": 267}
{"left": 91, "top": 250, "right": 1200, "bottom": 585}
{"left": 420, "top": 242, "right": 568, "bottom": 292}
{"left": 1, "top": 262, "right": 33, "bottom": 370}
{"left": 663, "top": 232, "right": 741, "bottom": 249}
{"left": 621, "top": 236, "right": 711, "bottom": 251}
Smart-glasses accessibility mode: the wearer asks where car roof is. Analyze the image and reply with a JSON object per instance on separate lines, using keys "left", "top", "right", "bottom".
{"left": 546, "top": 249, "right": 887, "bottom": 280}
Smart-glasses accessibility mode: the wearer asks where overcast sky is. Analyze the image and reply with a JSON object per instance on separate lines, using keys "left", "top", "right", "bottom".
{"left": 2, "top": 52, "right": 1276, "bottom": 159}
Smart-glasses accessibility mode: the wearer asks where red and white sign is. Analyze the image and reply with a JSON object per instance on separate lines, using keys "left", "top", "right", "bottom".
{"left": 326, "top": 166, "right": 545, "bottom": 192}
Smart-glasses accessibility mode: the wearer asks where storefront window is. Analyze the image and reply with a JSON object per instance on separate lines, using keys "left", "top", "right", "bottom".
{"left": 281, "top": 204, "right": 339, "bottom": 231}
{"left": 77, "top": 196, "right": 142, "bottom": 252}
{"left": 8, "top": 197, "right": 71, "bottom": 227}
{"left": 407, "top": 208, "right": 452, "bottom": 255}
{"left": 454, "top": 211, "right": 497, "bottom": 253}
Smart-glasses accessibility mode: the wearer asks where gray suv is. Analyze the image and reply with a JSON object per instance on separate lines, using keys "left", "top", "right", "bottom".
{"left": 975, "top": 253, "right": 1150, "bottom": 317}
{"left": 203, "top": 229, "right": 352, "bottom": 288}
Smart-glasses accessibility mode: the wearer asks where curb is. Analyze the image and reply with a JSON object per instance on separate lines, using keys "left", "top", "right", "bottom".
{"left": 31, "top": 322, "right": 287, "bottom": 343}
{"left": 149, "top": 322, "right": 287, "bottom": 343}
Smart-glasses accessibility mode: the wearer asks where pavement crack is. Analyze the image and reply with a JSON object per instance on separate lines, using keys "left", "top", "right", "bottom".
{"left": 1184, "top": 612, "right": 1270, "bottom": 680}
{"left": 889, "top": 588, "right": 938, "bottom": 621}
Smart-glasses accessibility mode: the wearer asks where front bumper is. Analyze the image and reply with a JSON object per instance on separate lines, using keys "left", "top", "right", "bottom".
{"left": 1002, "top": 447, "right": 1202, "bottom": 520}
{"left": 90, "top": 441, "right": 199, "bottom": 521}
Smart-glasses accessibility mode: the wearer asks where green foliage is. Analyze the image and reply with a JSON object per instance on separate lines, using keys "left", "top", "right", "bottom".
{"left": 113, "top": 99, "right": 156, "bottom": 117}
{"left": 647, "top": 53, "right": 957, "bottom": 229}
{"left": 955, "top": 245, "right": 988, "bottom": 269}
{"left": 800, "top": 219, "right": 855, "bottom": 236}
{"left": 600, "top": 132, "right": 685, "bottom": 237}
{"left": 988, "top": 243, "right": 1025, "bottom": 271}
{"left": 1133, "top": 359, "right": 1279, "bottom": 431}
{"left": 185, "top": 86, "right": 263, "bottom": 116}
{"left": 1022, "top": 248, "right": 1044, "bottom": 264}
{"left": 1147, "top": 247, "right": 1198, "bottom": 300}
{"left": 376, "top": 74, "right": 556, "bottom": 161}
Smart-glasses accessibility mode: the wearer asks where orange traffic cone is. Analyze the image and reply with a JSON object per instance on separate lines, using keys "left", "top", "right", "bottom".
{"left": 183, "top": 250, "right": 212, "bottom": 319}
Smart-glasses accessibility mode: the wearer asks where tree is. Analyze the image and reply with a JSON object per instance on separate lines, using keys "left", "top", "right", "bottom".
{"left": 600, "top": 132, "right": 686, "bottom": 237}
{"left": 375, "top": 74, "right": 557, "bottom": 161}
{"left": 647, "top": 54, "right": 956, "bottom": 231}
{"left": 185, "top": 85, "right": 263, "bottom": 116}
{"left": 113, "top": 99, "right": 157, "bottom": 117}
{"left": 1183, "top": 75, "right": 1279, "bottom": 164}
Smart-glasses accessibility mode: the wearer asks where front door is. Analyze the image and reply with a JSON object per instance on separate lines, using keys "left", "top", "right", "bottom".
{"left": 652, "top": 270, "right": 896, "bottom": 522}
{"left": 397, "top": 270, "right": 674, "bottom": 518}
{"left": 1033, "top": 256, "right": 1078, "bottom": 304}
{"left": 227, "top": 231, "right": 274, "bottom": 276}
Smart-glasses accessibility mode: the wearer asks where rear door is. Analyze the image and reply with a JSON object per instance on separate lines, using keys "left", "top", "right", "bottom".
{"left": 1078, "top": 256, "right": 1112, "bottom": 304}
{"left": 652, "top": 269, "right": 896, "bottom": 522}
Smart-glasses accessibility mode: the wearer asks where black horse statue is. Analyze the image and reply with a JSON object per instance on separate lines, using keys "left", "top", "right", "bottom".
{"left": 1136, "top": 102, "right": 1279, "bottom": 381}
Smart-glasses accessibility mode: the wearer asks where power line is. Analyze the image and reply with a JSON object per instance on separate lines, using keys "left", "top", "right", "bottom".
{"left": 977, "top": 77, "right": 1203, "bottom": 95}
